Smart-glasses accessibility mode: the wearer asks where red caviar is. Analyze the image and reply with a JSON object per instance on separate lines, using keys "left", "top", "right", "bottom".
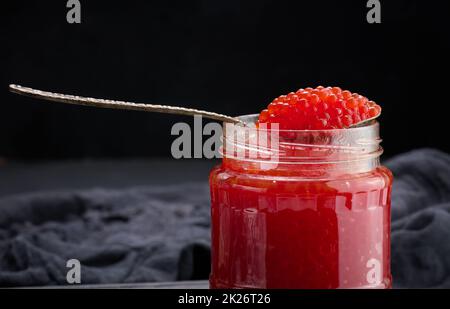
{"left": 257, "top": 86, "right": 381, "bottom": 130}
{"left": 210, "top": 163, "right": 392, "bottom": 288}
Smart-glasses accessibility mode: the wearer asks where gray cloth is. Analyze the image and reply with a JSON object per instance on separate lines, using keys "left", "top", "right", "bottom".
{"left": 0, "top": 148, "right": 449, "bottom": 287}
{"left": 388, "top": 149, "right": 450, "bottom": 288}
{"left": 0, "top": 184, "right": 211, "bottom": 286}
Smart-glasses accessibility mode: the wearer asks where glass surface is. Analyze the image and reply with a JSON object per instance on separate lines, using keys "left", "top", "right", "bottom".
{"left": 209, "top": 118, "right": 393, "bottom": 289}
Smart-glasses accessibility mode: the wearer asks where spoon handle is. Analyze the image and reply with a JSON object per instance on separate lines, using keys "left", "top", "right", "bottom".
{"left": 9, "top": 84, "right": 244, "bottom": 125}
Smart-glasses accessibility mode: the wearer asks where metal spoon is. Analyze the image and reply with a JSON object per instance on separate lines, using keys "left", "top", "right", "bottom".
{"left": 9, "top": 84, "right": 244, "bottom": 125}
{"left": 8, "top": 84, "right": 377, "bottom": 128}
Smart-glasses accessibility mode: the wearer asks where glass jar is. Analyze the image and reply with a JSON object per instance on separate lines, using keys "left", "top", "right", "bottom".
{"left": 209, "top": 115, "right": 393, "bottom": 289}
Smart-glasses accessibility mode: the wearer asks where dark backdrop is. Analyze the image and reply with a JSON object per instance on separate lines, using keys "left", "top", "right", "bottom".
{"left": 1, "top": 0, "right": 449, "bottom": 159}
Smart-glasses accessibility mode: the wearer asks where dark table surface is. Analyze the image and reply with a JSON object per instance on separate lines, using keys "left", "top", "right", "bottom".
{"left": 26, "top": 280, "right": 209, "bottom": 289}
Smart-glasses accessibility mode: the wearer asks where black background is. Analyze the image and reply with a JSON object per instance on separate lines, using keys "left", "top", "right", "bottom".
{"left": 1, "top": 0, "right": 449, "bottom": 159}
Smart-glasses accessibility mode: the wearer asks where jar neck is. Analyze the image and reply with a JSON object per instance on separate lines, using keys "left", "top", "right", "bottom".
{"left": 222, "top": 156, "right": 381, "bottom": 179}
{"left": 221, "top": 120, "right": 383, "bottom": 178}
